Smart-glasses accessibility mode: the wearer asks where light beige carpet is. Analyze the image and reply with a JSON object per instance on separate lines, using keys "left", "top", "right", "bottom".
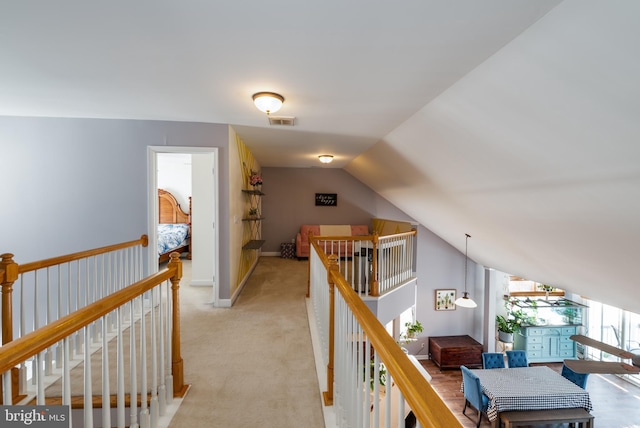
{"left": 168, "top": 257, "right": 325, "bottom": 428}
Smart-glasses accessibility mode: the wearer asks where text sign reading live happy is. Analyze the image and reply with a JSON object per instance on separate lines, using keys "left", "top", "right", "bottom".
{"left": 315, "top": 193, "right": 337, "bottom": 206}
{"left": 1, "top": 406, "right": 69, "bottom": 428}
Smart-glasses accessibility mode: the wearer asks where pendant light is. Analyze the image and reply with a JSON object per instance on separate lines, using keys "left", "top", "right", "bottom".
{"left": 455, "top": 233, "right": 477, "bottom": 308}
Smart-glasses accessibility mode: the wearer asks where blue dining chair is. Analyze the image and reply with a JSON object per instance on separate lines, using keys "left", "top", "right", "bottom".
{"left": 561, "top": 363, "right": 589, "bottom": 389}
{"left": 506, "top": 350, "right": 528, "bottom": 368}
{"left": 482, "top": 352, "right": 506, "bottom": 369}
{"left": 460, "top": 365, "right": 490, "bottom": 428}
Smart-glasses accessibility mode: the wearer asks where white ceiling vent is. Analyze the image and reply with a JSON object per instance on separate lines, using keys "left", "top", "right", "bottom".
{"left": 268, "top": 116, "right": 295, "bottom": 126}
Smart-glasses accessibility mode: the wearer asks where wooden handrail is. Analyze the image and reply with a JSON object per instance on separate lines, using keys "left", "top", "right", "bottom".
{"left": 17, "top": 234, "right": 148, "bottom": 274}
{"left": 330, "top": 269, "right": 461, "bottom": 427}
{"left": 0, "top": 260, "right": 177, "bottom": 375}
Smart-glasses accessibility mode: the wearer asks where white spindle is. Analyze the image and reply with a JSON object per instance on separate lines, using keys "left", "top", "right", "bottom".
{"left": 75, "top": 262, "right": 83, "bottom": 355}
{"left": 36, "top": 351, "right": 44, "bottom": 404}
{"left": 62, "top": 337, "right": 72, "bottom": 428}
{"left": 32, "top": 273, "right": 38, "bottom": 385}
{"left": 116, "top": 307, "right": 125, "bottom": 428}
{"left": 56, "top": 266, "right": 63, "bottom": 369}
{"left": 2, "top": 370, "right": 12, "bottom": 405}
{"left": 19, "top": 275, "right": 27, "bottom": 393}
{"left": 84, "top": 326, "right": 93, "bottom": 428}
{"left": 158, "top": 285, "right": 167, "bottom": 416}
{"left": 140, "top": 292, "right": 150, "bottom": 428}
{"left": 101, "top": 310, "right": 111, "bottom": 428}
{"left": 130, "top": 296, "right": 139, "bottom": 428}
{"left": 150, "top": 287, "right": 159, "bottom": 428}
{"left": 165, "top": 279, "right": 173, "bottom": 403}
{"left": 45, "top": 268, "right": 52, "bottom": 375}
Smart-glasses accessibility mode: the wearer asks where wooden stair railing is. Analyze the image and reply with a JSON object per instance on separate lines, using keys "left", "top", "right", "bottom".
{"left": 0, "top": 252, "right": 186, "bottom": 407}
{"left": 0, "top": 235, "right": 188, "bottom": 413}
{"left": 310, "top": 250, "right": 460, "bottom": 427}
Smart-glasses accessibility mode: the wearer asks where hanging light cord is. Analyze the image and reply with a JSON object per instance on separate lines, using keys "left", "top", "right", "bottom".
{"left": 464, "top": 233, "right": 471, "bottom": 293}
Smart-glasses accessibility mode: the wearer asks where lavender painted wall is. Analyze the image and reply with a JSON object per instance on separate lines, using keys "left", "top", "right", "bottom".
{"left": 260, "top": 166, "right": 482, "bottom": 343}
{"left": 0, "top": 116, "right": 233, "bottom": 297}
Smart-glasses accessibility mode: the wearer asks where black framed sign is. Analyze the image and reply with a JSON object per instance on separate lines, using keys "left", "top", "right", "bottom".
{"left": 315, "top": 193, "right": 337, "bottom": 206}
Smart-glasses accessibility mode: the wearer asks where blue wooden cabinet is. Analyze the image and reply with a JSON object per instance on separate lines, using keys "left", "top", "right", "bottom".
{"left": 514, "top": 325, "right": 577, "bottom": 363}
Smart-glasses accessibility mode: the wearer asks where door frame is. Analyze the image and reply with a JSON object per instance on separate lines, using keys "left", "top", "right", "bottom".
{"left": 148, "top": 146, "right": 220, "bottom": 306}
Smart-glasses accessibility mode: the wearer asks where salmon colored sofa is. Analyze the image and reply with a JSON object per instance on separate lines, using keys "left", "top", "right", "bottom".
{"left": 296, "top": 224, "right": 370, "bottom": 258}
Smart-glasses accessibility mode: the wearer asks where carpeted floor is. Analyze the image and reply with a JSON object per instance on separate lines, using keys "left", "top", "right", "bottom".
{"left": 168, "top": 256, "right": 325, "bottom": 427}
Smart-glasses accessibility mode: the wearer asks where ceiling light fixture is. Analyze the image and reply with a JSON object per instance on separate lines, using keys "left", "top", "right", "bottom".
{"left": 455, "top": 233, "right": 477, "bottom": 308}
{"left": 252, "top": 92, "right": 284, "bottom": 115}
{"left": 318, "top": 155, "right": 334, "bottom": 164}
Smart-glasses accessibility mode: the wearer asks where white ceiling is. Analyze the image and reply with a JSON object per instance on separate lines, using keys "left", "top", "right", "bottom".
{"left": 2, "top": 1, "right": 639, "bottom": 311}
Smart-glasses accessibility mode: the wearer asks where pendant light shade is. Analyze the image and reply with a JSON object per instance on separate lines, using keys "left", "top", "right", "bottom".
{"left": 455, "top": 233, "right": 477, "bottom": 309}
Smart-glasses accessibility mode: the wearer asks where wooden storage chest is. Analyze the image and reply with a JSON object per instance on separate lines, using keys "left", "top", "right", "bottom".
{"left": 428, "top": 335, "right": 483, "bottom": 369}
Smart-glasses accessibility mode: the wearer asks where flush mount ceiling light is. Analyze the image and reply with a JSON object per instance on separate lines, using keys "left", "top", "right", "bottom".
{"left": 252, "top": 92, "right": 284, "bottom": 115}
{"left": 455, "top": 233, "right": 477, "bottom": 309}
{"left": 318, "top": 155, "right": 334, "bottom": 164}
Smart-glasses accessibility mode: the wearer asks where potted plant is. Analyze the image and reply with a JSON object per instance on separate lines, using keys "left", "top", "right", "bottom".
{"left": 403, "top": 320, "right": 423, "bottom": 341}
{"left": 495, "top": 314, "right": 518, "bottom": 343}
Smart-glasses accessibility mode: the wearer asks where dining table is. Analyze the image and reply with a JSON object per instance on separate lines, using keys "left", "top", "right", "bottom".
{"left": 469, "top": 365, "right": 592, "bottom": 424}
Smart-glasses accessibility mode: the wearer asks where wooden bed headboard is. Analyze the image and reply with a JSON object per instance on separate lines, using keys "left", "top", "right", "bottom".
{"left": 158, "top": 189, "right": 191, "bottom": 224}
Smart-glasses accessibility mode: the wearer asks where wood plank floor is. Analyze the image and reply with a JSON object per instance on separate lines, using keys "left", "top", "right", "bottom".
{"left": 419, "top": 359, "right": 640, "bottom": 427}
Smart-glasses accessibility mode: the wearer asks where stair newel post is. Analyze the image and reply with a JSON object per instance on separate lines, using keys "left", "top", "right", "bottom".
{"left": 306, "top": 230, "right": 314, "bottom": 298}
{"left": 167, "top": 253, "right": 187, "bottom": 397}
{"left": 370, "top": 233, "right": 380, "bottom": 296}
{"left": 323, "top": 254, "right": 339, "bottom": 406}
{"left": 0, "top": 253, "right": 19, "bottom": 404}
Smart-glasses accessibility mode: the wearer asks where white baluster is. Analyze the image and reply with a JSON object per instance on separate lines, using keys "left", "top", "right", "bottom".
{"left": 84, "top": 326, "right": 93, "bottom": 428}
{"left": 102, "top": 311, "right": 111, "bottom": 428}
{"left": 130, "top": 297, "right": 139, "bottom": 428}
{"left": 56, "top": 266, "right": 63, "bottom": 369}
{"left": 2, "top": 370, "right": 12, "bottom": 405}
{"left": 19, "top": 276, "right": 27, "bottom": 393}
{"left": 140, "top": 292, "right": 150, "bottom": 428}
{"left": 158, "top": 285, "right": 166, "bottom": 416}
{"left": 36, "top": 351, "right": 44, "bottom": 404}
{"left": 165, "top": 280, "right": 173, "bottom": 403}
{"left": 75, "top": 263, "right": 83, "bottom": 355}
{"left": 116, "top": 307, "right": 125, "bottom": 428}
{"left": 62, "top": 337, "right": 72, "bottom": 428}
{"left": 32, "top": 273, "right": 39, "bottom": 386}
{"left": 150, "top": 287, "right": 159, "bottom": 428}
{"left": 45, "top": 267, "right": 52, "bottom": 375}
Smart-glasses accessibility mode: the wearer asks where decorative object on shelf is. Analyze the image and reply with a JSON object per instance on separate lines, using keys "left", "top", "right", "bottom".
{"left": 435, "top": 289, "right": 456, "bottom": 311}
{"left": 318, "top": 154, "right": 334, "bottom": 164}
{"left": 538, "top": 283, "right": 556, "bottom": 300}
{"left": 403, "top": 320, "right": 424, "bottom": 341}
{"left": 249, "top": 170, "right": 263, "bottom": 187}
{"left": 454, "top": 233, "right": 477, "bottom": 308}
{"left": 252, "top": 92, "right": 284, "bottom": 114}
{"left": 248, "top": 207, "right": 258, "bottom": 218}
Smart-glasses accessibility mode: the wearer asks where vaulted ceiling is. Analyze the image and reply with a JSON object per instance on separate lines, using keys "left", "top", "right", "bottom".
{"left": 2, "top": 1, "right": 638, "bottom": 311}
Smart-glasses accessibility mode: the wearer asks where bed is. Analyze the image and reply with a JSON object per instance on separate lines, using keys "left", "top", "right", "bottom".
{"left": 158, "top": 188, "right": 192, "bottom": 263}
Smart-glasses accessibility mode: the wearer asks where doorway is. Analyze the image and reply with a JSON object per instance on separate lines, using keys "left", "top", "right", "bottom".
{"left": 148, "top": 146, "right": 219, "bottom": 305}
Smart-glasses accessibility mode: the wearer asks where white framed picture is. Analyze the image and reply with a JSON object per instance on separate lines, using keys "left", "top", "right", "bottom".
{"left": 435, "top": 289, "right": 456, "bottom": 311}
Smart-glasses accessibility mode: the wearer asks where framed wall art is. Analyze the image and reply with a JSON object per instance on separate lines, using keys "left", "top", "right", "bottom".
{"left": 315, "top": 193, "right": 337, "bottom": 206}
{"left": 435, "top": 289, "right": 456, "bottom": 311}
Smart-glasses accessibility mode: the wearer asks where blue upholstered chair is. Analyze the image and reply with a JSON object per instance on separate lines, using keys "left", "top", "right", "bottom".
{"left": 506, "top": 350, "right": 528, "bottom": 368}
{"left": 460, "top": 365, "right": 490, "bottom": 428}
{"left": 482, "top": 352, "right": 506, "bottom": 369}
{"left": 561, "top": 363, "right": 589, "bottom": 389}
